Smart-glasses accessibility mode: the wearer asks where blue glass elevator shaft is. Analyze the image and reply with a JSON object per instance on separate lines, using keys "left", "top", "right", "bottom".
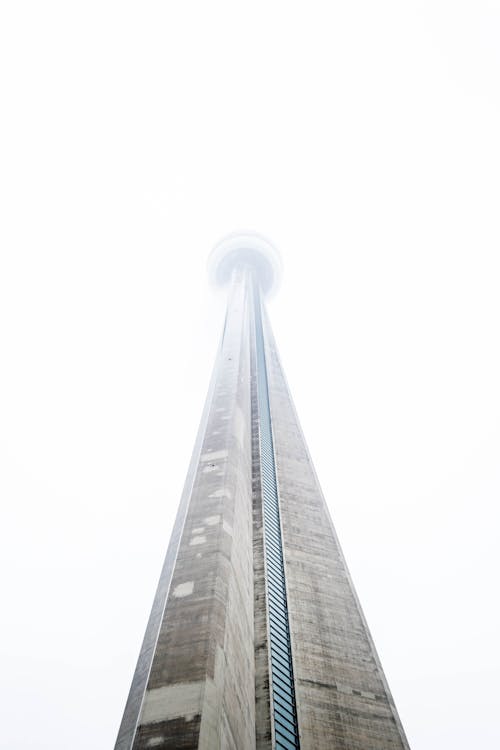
{"left": 254, "top": 288, "right": 300, "bottom": 750}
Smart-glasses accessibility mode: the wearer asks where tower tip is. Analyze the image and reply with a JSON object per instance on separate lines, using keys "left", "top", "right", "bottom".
{"left": 208, "top": 232, "right": 283, "bottom": 296}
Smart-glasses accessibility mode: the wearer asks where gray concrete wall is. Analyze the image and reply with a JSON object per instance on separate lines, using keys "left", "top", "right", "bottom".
{"left": 249, "top": 286, "right": 273, "bottom": 750}
{"left": 116, "top": 268, "right": 257, "bottom": 750}
{"left": 116, "top": 264, "right": 410, "bottom": 750}
{"left": 262, "top": 307, "right": 410, "bottom": 750}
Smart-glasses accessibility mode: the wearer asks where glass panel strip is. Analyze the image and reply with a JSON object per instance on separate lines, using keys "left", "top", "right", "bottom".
{"left": 271, "top": 660, "right": 294, "bottom": 686}
{"left": 272, "top": 667, "right": 293, "bottom": 686}
{"left": 276, "top": 737, "right": 297, "bottom": 750}
{"left": 273, "top": 685, "right": 295, "bottom": 709}
{"left": 275, "top": 703, "right": 296, "bottom": 726}
{"left": 254, "top": 283, "right": 300, "bottom": 749}
{"left": 275, "top": 721, "right": 299, "bottom": 745}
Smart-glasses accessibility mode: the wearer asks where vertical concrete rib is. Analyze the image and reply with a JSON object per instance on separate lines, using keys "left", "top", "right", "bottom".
{"left": 250, "top": 286, "right": 273, "bottom": 750}
{"left": 254, "top": 283, "right": 301, "bottom": 750}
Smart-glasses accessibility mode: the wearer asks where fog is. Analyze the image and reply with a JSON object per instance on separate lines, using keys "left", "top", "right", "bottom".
{"left": 1, "top": 2, "right": 499, "bottom": 748}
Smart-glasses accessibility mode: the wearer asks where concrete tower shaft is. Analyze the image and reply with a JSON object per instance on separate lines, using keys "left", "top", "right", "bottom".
{"left": 114, "top": 238, "right": 410, "bottom": 750}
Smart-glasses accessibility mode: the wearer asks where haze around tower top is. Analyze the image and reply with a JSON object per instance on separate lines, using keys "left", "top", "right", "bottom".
{"left": 1, "top": 3, "right": 500, "bottom": 750}
{"left": 208, "top": 232, "right": 283, "bottom": 295}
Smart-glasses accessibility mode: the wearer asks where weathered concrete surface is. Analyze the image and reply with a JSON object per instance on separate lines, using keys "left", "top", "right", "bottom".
{"left": 262, "top": 306, "right": 410, "bottom": 750}
{"left": 116, "top": 263, "right": 410, "bottom": 750}
{"left": 115, "top": 268, "right": 256, "bottom": 750}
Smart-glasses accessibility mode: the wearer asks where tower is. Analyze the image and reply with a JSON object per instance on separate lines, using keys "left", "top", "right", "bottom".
{"left": 115, "top": 234, "right": 410, "bottom": 749}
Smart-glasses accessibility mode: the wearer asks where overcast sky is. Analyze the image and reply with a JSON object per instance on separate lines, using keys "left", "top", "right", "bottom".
{"left": 1, "top": 2, "right": 500, "bottom": 748}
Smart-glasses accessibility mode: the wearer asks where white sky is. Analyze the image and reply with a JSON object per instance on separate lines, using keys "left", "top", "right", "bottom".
{"left": 1, "top": 2, "right": 499, "bottom": 748}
